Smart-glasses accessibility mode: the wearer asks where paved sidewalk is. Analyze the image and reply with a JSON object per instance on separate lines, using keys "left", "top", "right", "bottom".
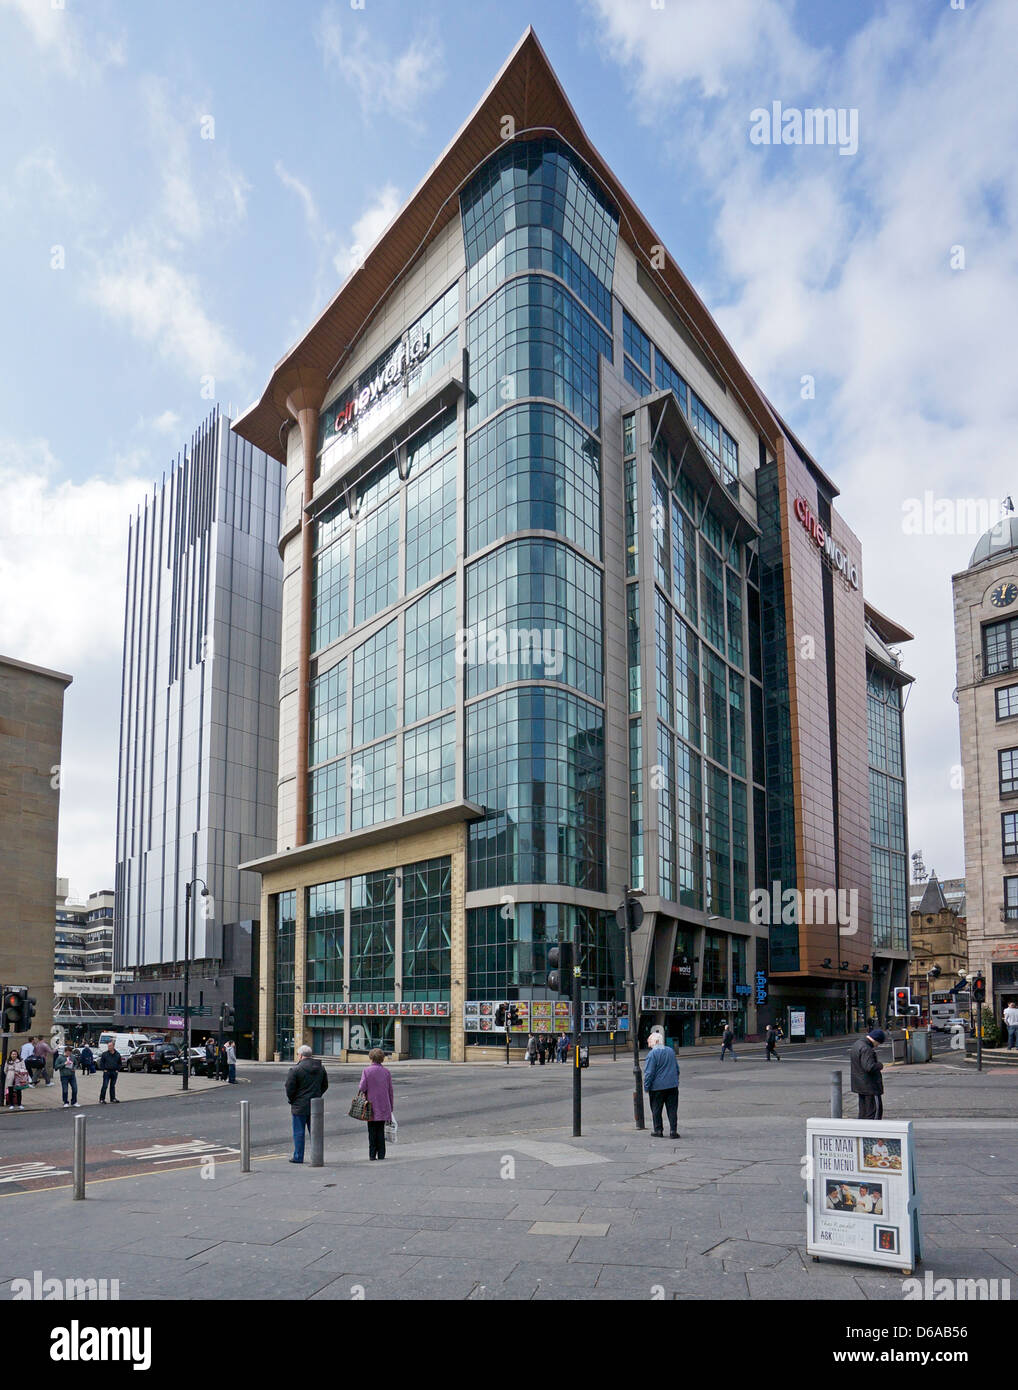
{"left": 1, "top": 1071, "right": 229, "bottom": 1112}
{"left": 1, "top": 1110, "right": 1015, "bottom": 1300}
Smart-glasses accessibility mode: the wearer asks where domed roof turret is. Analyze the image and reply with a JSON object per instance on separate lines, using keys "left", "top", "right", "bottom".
{"left": 970, "top": 515, "right": 1018, "bottom": 567}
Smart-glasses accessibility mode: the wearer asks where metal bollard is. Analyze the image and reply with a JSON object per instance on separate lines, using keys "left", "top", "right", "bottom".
{"left": 310, "top": 1096, "right": 324, "bottom": 1167}
{"left": 830, "top": 1069, "right": 843, "bottom": 1119}
{"left": 240, "top": 1099, "right": 250, "bottom": 1173}
{"left": 73, "top": 1114, "right": 86, "bottom": 1200}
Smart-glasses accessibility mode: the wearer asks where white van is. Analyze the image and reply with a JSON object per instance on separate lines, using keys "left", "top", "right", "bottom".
{"left": 96, "top": 1032, "right": 153, "bottom": 1058}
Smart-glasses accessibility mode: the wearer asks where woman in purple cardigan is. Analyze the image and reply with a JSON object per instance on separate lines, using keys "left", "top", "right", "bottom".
{"left": 359, "top": 1048, "right": 395, "bottom": 1160}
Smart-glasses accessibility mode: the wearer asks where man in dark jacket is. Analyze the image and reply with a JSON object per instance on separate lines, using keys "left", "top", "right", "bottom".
{"left": 720, "top": 1021, "right": 737, "bottom": 1063}
{"left": 285, "top": 1044, "right": 329, "bottom": 1164}
{"left": 204, "top": 1037, "right": 216, "bottom": 1078}
{"left": 98, "top": 1041, "right": 122, "bottom": 1103}
{"left": 849, "top": 1028, "right": 886, "bottom": 1119}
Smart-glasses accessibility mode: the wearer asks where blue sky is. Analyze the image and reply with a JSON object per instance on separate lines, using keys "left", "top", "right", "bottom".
{"left": 1, "top": 0, "right": 1015, "bottom": 896}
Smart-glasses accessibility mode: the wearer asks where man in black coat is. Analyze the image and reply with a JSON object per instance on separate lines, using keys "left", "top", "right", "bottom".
{"left": 98, "top": 1041, "right": 122, "bottom": 1103}
{"left": 285, "top": 1044, "right": 329, "bottom": 1164}
{"left": 849, "top": 1028, "right": 886, "bottom": 1119}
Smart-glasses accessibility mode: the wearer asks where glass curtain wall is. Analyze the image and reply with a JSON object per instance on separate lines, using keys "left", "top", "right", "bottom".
{"left": 459, "top": 137, "right": 621, "bottom": 1000}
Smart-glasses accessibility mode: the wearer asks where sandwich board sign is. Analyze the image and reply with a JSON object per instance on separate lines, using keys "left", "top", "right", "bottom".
{"left": 805, "top": 1118, "right": 921, "bottom": 1274}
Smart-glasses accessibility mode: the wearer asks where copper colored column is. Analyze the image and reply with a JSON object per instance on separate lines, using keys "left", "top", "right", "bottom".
{"left": 277, "top": 367, "right": 328, "bottom": 847}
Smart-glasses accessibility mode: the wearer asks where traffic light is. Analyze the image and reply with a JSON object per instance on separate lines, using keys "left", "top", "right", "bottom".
{"left": 894, "top": 987, "right": 919, "bottom": 1016}
{"left": 2, "top": 990, "right": 19, "bottom": 1033}
{"left": 546, "top": 943, "right": 575, "bottom": 995}
{"left": 972, "top": 973, "right": 986, "bottom": 1004}
{"left": 2, "top": 988, "right": 35, "bottom": 1034}
{"left": 221, "top": 1004, "right": 235, "bottom": 1031}
{"left": 508, "top": 1005, "right": 522, "bottom": 1028}
{"left": 494, "top": 1003, "right": 506, "bottom": 1027}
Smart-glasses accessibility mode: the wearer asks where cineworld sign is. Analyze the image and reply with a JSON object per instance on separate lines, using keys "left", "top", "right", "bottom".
{"left": 332, "top": 331, "right": 431, "bottom": 436}
{"left": 794, "top": 496, "right": 859, "bottom": 589}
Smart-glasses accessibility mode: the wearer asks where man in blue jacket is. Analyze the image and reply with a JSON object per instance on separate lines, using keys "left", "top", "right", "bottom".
{"left": 643, "top": 1033, "right": 680, "bottom": 1139}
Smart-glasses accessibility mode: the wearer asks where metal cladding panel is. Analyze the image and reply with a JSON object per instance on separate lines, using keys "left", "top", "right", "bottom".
{"left": 115, "top": 410, "right": 284, "bottom": 971}
{"left": 775, "top": 434, "right": 872, "bottom": 976}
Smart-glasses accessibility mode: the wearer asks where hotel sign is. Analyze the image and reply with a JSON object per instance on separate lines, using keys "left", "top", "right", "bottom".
{"left": 794, "top": 496, "right": 859, "bottom": 589}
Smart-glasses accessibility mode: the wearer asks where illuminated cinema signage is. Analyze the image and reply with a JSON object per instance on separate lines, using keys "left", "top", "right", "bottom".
{"left": 794, "top": 496, "right": 859, "bottom": 589}
{"left": 331, "top": 330, "right": 431, "bottom": 437}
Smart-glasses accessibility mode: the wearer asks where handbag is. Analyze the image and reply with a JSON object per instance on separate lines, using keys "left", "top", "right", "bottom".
{"left": 384, "top": 1116, "right": 398, "bottom": 1145}
{"left": 348, "top": 1090, "right": 373, "bottom": 1121}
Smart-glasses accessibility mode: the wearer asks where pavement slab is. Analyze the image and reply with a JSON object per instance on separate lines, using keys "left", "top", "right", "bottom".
{"left": 2, "top": 1050, "right": 1015, "bottom": 1300}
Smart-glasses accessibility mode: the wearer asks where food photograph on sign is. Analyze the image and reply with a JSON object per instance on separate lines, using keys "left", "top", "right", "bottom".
{"left": 824, "top": 1180, "right": 886, "bottom": 1216}
{"left": 874, "top": 1226, "right": 900, "bottom": 1254}
{"left": 860, "top": 1136, "right": 902, "bottom": 1171}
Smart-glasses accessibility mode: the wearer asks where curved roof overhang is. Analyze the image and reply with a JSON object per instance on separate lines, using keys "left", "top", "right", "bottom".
{"left": 234, "top": 27, "right": 784, "bottom": 465}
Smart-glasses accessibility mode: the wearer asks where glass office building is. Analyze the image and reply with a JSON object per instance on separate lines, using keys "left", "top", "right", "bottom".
{"left": 237, "top": 30, "right": 911, "bottom": 1059}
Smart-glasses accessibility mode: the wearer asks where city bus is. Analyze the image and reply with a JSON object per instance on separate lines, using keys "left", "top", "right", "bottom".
{"left": 929, "top": 989, "right": 970, "bottom": 1032}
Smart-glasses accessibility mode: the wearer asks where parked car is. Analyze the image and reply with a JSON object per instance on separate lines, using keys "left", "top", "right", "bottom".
{"left": 126, "top": 1042, "right": 183, "bottom": 1074}
{"left": 184, "top": 1047, "right": 211, "bottom": 1077}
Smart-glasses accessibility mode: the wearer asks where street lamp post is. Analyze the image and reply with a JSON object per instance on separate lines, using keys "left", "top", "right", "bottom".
{"left": 182, "top": 879, "right": 209, "bottom": 1092}
{"left": 622, "top": 886, "right": 645, "bottom": 1130}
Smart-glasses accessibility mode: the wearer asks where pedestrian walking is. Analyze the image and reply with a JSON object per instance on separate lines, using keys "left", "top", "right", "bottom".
{"left": 35, "top": 1035, "right": 54, "bottom": 1084}
{"left": 205, "top": 1036, "right": 215, "bottom": 1078}
{"left": 765, "top": 1024, "right": 782, "bottom": 1062}
{"left": 720, "top": 1021, "right": 737, "bottom": 1062}
{"left": 57, "top": 1047, "right": 80, "bottom": 1108}
{"left": 643, "top": 1033, "right": 680, "bottom": 1139}
{"left": 79, "top": 1043, "right": 95, "bottom": 1075}
{"left": 526, "top": 1034, "right": 538, "bottom": 1066}
{"left": 557, "top": 1032, "right": 569, "bottom": 1063}
{"left": 849, "top": 1028, "right": 886, "bottom": 1119}
{"left": 4, "top": 1052, "right": 29, "bottom": 1109}
{"left": 98, "top": 1040, "right": 122, "bottom": 1103}
{"left": 538, "top": 1033, "right": 547, "bottom": 1065}
{"left": 358, "top": 1048, "right": 394, "bottom": 1161}
{"left": 1004, "top": 1000, "right": 1018, "bottom": 1051}
{"left": 22, "top": 1038, "right": 42, "bottom": 1086}
{"left": 285, "top": 1044, "right": 329, "bottom": 1164}
{"left": 225, "top": 1040, "right": 237, "bottom": 1083}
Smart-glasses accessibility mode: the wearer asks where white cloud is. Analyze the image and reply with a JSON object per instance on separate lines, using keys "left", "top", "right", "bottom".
{"left": 152, "top": 410, "right": 181, "bottom": 435}
{"left": 587, "top": 0, "right": 1018, "bottom": 876}
{"left": 316, "top": 5, "right": 443, "bottom": 123}
{"left": 86, "top": 234, "right": 250, "bottom": 384}
{"left": 275, "top": 163, "right": 403, "bottom": 314}
{"left": 143, "top": 77, "right": 251, "bottom": 243}
{"left": 0, "top": 437, "right": 151, "bottom": 894}
{"left": 339, "top": 183, "right": 401, "bottom": 277}
{"left": 0, "top": 0, "right": 125, "bottom": 79}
